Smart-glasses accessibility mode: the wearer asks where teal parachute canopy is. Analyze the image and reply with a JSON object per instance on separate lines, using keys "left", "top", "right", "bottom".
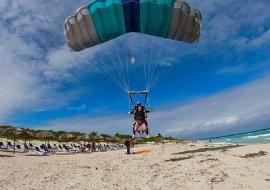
{"left": 64, "top": 0, "right": 202, "bottom": 51}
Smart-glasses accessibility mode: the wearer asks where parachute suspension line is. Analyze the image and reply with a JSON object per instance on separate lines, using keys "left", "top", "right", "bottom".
{"left": 124, "top": 33, "right": 132, "bottom": 110}
{"left": 124, "top": 33, "right": 130, "bottom": 92}
{"left": 100, "top": 53, "right": 127, "bottom": 91}
{"left": 101, "top": 55, "right": 129, "bottom": 91}
{"left": 147, "top": 37, "right": 155, "bottom": 90}
{"left": 103, "top": 38, "right": 129, "bottom": 92}
{"left": 146, "top": 25, "right": 156, "bottom": 90}
{"left": 148, "top": 43, "right": 162, "bottom": 90}
{"left": 100, "top": 67, "right": 124, "bottom": 91}
{"left": 151, "top": 65, "right": 170, "bottom": 89}
{"left": 107, "top": 42, "right": 128, "bottom": 92}
{"left": 100, "top": 60, "right": 127, "bottom": 91}
{"left": 147, "top": 92, "right": 151, "bottom": 109}
{"left": 92, "top": 58, "right": 126, "bottom": 92}
{"left": 101, "top": 57, "right": 126, "bottom": 90}
{"left": 141, "top": 32, "right": 148, "bottom": 91}
{"left": 147, "top": 17, "right": 164, "bottom": 91}
{"left": 150, "top": 41, "right": 180, "bottom": 89}
{"left": 146, "top": 8, "right": 160, "bottom": 90}
{"left": 116, "top": 39, "right": 129, "bottom": 91}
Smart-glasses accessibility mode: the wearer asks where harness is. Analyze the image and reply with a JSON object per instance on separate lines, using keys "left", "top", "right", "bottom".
{"left": 134, "top": 106, "right": 146, "bottom": 121}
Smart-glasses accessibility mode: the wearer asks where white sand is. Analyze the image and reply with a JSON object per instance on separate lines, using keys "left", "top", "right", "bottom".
{"left": 1, "top": 142, "right": 270, "bottom": 190}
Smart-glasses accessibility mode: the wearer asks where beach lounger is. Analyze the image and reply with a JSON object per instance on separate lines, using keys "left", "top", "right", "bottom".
{"left": 57, "top": 145, "right": 68, "bottom": 153}
{"left": 63, "top": 144, "right": 79, "bottom": 153}
{"left": 26, "top": 147, "right": 49, "bottom": 156}
{"left": 26, "top": 147, "right": 52, "bottom": 156}
{"left": 16, "top": 145, "right": 25, "bottom": 153}
{"left": 23, "top": 143, "right": 30, "bottom": 151}
{"left": 0, "top": 142, "right": 9, "bottom": 150}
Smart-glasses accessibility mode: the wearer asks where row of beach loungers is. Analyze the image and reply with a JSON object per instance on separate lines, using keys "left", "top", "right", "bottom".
{"left": 0, "top": 141, "right": 126, "bottom": 156}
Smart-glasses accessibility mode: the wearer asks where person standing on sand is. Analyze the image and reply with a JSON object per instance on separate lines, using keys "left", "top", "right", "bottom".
{"left": 92, "top": 142, "right": 96, "bottom": 152}
{"left": 124, "top": 138, "right": 131, "bottom": 154}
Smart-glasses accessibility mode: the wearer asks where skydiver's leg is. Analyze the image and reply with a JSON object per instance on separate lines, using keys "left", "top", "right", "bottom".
{"left": 134, "top": 120, "right": 140, "bottom": 134}
{"left": 143, "top": 121, "right": 149, "bottom": 135}
{"left": 132, "top": 121, "right": 136, "bottom": 136}
{"left": 141, "top": 123, "right": 148, "bottom": 135}
{"left": 133, "top": 126, "right": 135, "bottom": 136}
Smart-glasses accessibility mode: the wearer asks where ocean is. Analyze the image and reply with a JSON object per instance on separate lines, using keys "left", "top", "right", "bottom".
{"left": 209, "top": 128, "right": 270, "bottom": 144}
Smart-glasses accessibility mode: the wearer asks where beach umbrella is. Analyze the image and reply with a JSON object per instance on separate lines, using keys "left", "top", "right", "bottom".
{"left": 0, "top": 127, "right": 4, "bottom": 135}
{"left": 104, "top": 137, "right": 113, "bottom": 144}
{"left": 1, "top": 127, "right": 30, "bottom": 154}
{"left": 112, "top": 137, "right": 121, "bottom": 144}
{"left": 76, "top": 135, "right": 92, "bottom": 144}
{"left": 93, "top": 135, "right": 104, "bottom": 143}
{"left": 21, "top": 130, "right": 34, "bottom": 144}
{"left": 58, "top": 133, "right": 76, "bottom": 143}
{"left": 0, "top": 127, "right": 6, "bottom": 143}
{"left": 35, "top": 131, "right": 55, "bottom": 145}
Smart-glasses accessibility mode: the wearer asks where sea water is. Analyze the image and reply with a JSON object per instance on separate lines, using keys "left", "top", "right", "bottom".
{"left": 209, "top": 128, "right": 270, "bottom": 144}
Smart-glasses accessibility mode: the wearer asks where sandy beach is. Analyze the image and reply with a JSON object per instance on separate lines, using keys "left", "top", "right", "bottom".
{"left": 0, "top": 142, "right": 270, "bottom": 190}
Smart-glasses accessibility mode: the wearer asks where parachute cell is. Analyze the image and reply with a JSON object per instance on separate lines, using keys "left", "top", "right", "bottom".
{"left": 64, "top": 0, "right": 202, "bottom": 51}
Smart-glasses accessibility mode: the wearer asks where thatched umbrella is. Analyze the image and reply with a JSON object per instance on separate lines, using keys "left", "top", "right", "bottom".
{"left": 22, "top": 130, "right": 34, "bottom": 144}
{"left": 1, "top": 127, "right": 30, "bottom": 154}
{"left": 0, "top": 127, "right": 4, "bottom": 136}
{"left": 77, "top": 135, "right": 92, "bottom": 143}
{"left": 104, "top": 137, "right": 113, "bottom": 144}
{"left": 112, "top": 137, "right": 121, "bottom": 144}
{"left": 93, "top": 135, "right": 104, "bottom": 143}
{"left": 58, "top": 133, "right": 76, "bottom": 143}
{"left": 35, "top": 131, "right": 55, "bottom": 146}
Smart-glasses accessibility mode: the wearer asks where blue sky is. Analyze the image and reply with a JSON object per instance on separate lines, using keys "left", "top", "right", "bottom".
{"left": 0, "top": 0, "right": 270, "bottom": 139}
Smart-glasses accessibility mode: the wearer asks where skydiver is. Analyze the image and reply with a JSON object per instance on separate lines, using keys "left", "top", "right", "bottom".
{"left": 130, "top": 102, "right": 149, "bottom": 138}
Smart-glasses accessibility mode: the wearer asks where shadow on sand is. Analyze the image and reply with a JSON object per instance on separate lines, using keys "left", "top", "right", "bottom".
{"left": 0, "top": 154, "right": 15, "bottom": 158}
{"left": 165, "top": 155, "right": 194, "bottom": 162}
{"left": 173, "top": 144, "right": 244, "bottom": 155}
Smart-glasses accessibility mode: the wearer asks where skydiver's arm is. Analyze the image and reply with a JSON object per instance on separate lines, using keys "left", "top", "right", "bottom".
{"left": 128, "top": 108, "right": 135, "bottom": 115}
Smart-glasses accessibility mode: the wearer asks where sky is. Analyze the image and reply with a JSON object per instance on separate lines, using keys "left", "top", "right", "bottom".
{"left": 0, "top": 0, "right": 270, "bottom": 139}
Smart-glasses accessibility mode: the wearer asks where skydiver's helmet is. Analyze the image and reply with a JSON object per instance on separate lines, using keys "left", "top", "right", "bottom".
{"left": 136, "top": 102, "right": 145, "bottom": 112}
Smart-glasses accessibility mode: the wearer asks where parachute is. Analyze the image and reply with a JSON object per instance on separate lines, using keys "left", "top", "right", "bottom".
{"left": 64, "top": 0, "right": 202, "bottom": 136}
{"left": 64, "top": 0, "right": 202, "bottom": 51}
{"left": 64, "top": 0, "right": 202, "bottom": 111}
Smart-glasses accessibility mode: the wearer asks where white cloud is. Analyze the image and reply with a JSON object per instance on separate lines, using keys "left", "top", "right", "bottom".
{"left": 188, "top": 0, "right": 270, "bottom": 50}
{"left": 67, "top": 104, "right": 87, "bottom": 111}
{"left": 0, "top": 0, "right": 87, "bottom": 120}
{"left": 249, "top": 29, "right": 270, "bottom": 48}
{"left": 34, "top": 76, "right": 270, "bottom": 139}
